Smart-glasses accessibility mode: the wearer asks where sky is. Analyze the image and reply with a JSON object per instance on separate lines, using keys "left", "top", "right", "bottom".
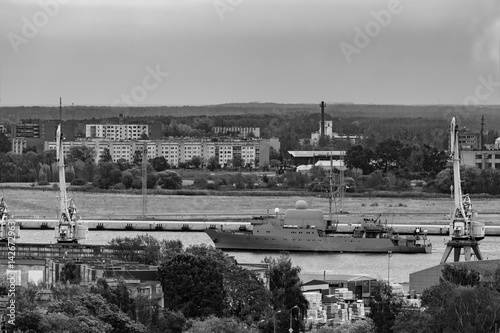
{"left": 1, "top": 0, "right": 499, "bottom": 106}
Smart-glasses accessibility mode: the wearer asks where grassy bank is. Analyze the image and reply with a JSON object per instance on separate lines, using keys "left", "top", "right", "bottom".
{"left": 1, "top": 187, "right": 499, "bottom": 221}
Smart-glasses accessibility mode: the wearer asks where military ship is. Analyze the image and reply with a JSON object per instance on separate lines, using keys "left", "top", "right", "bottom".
{"left": 204, "top": 200, "right": 432, "bottom": 253}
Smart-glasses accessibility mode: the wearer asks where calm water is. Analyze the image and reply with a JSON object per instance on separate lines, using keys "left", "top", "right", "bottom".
{"left": 17, "top": 230, "right": 500, "bottom": 283}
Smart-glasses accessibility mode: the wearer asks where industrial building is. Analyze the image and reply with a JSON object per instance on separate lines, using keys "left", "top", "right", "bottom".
{"left": 409, "top": 259, "right": 500, "bottom": 294}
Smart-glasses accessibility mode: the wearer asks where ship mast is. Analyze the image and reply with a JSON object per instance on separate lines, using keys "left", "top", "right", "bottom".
{"left": 440, "top": 117, "right": 485, "bottom": 263}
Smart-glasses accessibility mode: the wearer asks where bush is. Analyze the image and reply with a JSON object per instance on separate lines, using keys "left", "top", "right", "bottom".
{"left": 157, "top": 171, "right": 182, "bottom": 190}
{"left": 193, "top": 176, "right": 208, "bottom": 188}
{"left": 70, "top": 178, "right": 87, "bottom": 186}
{"left": 111, "top": 183, "right": 126, "bottom": 190}
{"left": 206, "top": 183, "right": 218, "bottom": 190}
{"left": 38, "top": 181, "right": 50, "bottom": 186}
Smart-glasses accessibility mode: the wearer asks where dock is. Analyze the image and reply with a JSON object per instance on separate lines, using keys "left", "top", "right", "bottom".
{"left": 13, "top": 217, "right": 500, "bottom": 236}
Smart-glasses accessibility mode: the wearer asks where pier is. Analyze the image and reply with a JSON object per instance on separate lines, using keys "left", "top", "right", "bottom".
{"left": 13, "top": 217, "right": 500, "bottom": 236}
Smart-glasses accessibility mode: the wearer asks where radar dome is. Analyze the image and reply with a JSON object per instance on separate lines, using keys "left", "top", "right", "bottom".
{"left": 295, "top": 200, "right": 308, "bottom": 210}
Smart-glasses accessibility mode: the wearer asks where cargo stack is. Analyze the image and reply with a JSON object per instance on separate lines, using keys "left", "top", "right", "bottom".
{"left": 323, "top": 299, "right": 366, "bottom": 324}
{"left": 303, "top": 291, "right": 326, "bottom": 324}
{"left": 334, "top": 288, "right": 354, "bottom": 300}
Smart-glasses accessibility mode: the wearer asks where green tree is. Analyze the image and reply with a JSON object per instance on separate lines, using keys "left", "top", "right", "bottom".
{"left": 191, "top": 156, "right": 202, "bottom": 168}
{"left": 100, "top": 148, "right": 113, "bottom": 163}
{"left": 374, "top": 139, "right": 405, "bottom": 172}
{"left": 264, "top": 254, "right": 308, "bottom": 332}
{"left": 133, "top": 149, "right": 143, "bottom": 165}
{"left": 440, "top": 264, "right": 480, "bottom": 287}
{"left": 207, "top": 156, "right": 219, "bottom": 171}
{"left": 231, "top": 155, "right": 244, "bottom": 170}
{"left": 185, "top": 316, "right": 259, "bottom": 333}
{"left": 368, "top": 281, "right": 402, "bottom": 333}
{"left": 392, "top": 309, "right": 434, "bottom": 333}
{"left": 60, "top": 260, "right": 80, "bottom": 284}
{"left": 150, "top": 156, "right": 169, "bottom": 171}
{"left": 117, "top": 158, "right": 131, "bottom": 171}
{"left": 0, "top": 133, "right": 11, "bottom": 153}
{"left": 47, "top": 293, "right": 147, "bottom": 333}
{"left": 108, "top": 234, "right": 168, "bottom": 265}
{"left": 345, "top": 145, "right": 374, "bottom": 175}
{"left": 158, "top": 253, "right": 225, "bottom": 318}
{"left": 67, "top": 146, "right": 95, "bottom": 164}
{"left": 157, "top": 171, "right": 182, "bottom": 189}
{"left": 94, "top": 162, "right": 122, "bottom": 189}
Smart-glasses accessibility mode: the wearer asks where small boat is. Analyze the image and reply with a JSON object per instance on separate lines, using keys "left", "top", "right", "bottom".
{"left": 205, "top": 199, "right": 432, "bottom": 254}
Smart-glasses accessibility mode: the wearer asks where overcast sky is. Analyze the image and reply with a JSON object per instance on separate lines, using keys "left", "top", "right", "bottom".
{"left": 1, "top": 0, "right": 499, "bottom": 106}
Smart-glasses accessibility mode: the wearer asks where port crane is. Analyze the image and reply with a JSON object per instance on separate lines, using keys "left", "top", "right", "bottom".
{"left": 440, "top": 117, "right": 485, "bottom": 263}
{"left": 55, "top": 123, "right": 87, "bottom": 243}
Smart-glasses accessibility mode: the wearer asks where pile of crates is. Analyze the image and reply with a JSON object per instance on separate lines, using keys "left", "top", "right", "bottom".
{"left": 303, "top": 289, "right": 366, "bottom": 326}
{"left": 303, "top": 291, "right": 326, "bottom": 324}
{"left": 333, "top": 288, "right": 353, "bottom": 300}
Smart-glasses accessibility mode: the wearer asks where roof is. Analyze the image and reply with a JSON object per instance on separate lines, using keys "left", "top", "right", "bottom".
{"left": 300, "top": 273, "right": 377, "bottom": 284}
{"left": 409, "top": 259, "right": 500, "bottom": 294}
{"left": 314, "top": 160, "right": 346, "bottom": 170}
{"left": 302, "top": 279, "right": 328, "bottom": 287}
{"left": 288, "top": 151, "right": 346, "bottom": 158}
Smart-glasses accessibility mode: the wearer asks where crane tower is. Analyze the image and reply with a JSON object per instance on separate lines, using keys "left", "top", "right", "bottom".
{"left": 440, "top": 117, "right": 485, "bottom": 263}
{"left": 55, "top": 123, "right": 87, "bottom": 243}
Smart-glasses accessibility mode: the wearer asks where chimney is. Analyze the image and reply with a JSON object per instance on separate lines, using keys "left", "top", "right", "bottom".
{"left": 480, "top": 115, "right": 484, "bottom": 149}
{"left": 320, "top": 101, "right": 326, "bottom": 138}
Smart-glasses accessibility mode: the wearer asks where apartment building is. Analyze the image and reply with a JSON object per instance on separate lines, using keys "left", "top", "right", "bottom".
{"left": 461, "top": 150, "right": 500, "bottom": 169}
{"left": 44, "top": 138, "right": 280, "bottom": 168}
{"left": 11, "top": 120, "right": 75, "bottom": 154}
{"left": 212, "top": 126, "right": 260, "bottom": 138}
{"left": 86, "top": 124, "right": 149, "bottom": 140}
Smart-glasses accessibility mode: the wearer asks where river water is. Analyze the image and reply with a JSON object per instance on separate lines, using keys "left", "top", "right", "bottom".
{"left": 17, "top": 230, "right": 500, "bottom": 283}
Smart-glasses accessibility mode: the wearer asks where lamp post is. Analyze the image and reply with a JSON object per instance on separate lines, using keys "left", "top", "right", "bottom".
{"left": 289, "top": 305, "right": 298, "bottom": 333}
{"left": 273, "top": 310, "right": 282, "bottom": 333}
{"left": 388, "top": 251, "right": 392, "bottom": 283}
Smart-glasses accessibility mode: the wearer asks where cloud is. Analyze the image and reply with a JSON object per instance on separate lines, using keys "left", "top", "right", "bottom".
{"left": 472, "top": 18, "right": 500, "bottom": 68}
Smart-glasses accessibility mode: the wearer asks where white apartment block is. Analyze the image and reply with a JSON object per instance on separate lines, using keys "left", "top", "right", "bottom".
{"left": 86, "top": 124, "right": 149, "bottom": 141}
{"left": 213, "top": 126, "right": 260, "bottom": 138}
{"left": 12, "top": 138, "right": 26, "bottom": 154}
{"left": 43, "top": 138, "right": 277, "bottom": 168}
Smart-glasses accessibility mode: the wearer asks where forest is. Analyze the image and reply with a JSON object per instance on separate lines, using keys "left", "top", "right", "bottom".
{"left": 1, "top": 102, "right": 500, "bottom": 196}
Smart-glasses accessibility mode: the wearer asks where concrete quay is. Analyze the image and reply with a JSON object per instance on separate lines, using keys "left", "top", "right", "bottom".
{"left": 13, "top": 217, "right": 500, "bottom": 236}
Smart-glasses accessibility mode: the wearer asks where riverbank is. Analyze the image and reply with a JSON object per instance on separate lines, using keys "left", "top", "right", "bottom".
{"left": 1, "top": 188, "right": 499, "bottom": 224}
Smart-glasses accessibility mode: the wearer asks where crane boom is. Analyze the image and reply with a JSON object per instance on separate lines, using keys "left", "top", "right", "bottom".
{"left": 441, "top": 117, "right": 484, "bottom": 263}
{"left": 55, "top": 123, "right": 87, "bottom": 243}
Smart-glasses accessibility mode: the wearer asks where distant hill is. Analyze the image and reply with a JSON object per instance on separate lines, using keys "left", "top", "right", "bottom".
{"left": 1, "top": 103, "right": 499, "bottom": 130}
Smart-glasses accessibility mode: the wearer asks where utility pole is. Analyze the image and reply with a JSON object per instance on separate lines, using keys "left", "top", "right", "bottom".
{"left": 388, "top": 251, "right": 392, "bottom": 283}
{"left": 59, "top": 97, "right": 63, "bottom": 122}
{"left": 142, "top": 141, "right": 147, "bottom": 218}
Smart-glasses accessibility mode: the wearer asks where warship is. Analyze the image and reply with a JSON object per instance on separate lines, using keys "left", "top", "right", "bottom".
{"left": 205, "top": 199, "right": 432, "bottom": 253}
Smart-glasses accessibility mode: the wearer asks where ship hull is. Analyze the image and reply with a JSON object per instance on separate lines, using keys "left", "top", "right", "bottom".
{"left": 204, "top": 229, "right": 432, "bottom": 254}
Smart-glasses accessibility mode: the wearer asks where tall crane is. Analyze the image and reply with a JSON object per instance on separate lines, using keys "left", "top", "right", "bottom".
{"left": 55, "top": 123, "right": 87, "bottom": 243}
{"left": 440, "top": 117, "right": 485, "bottom": 263}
